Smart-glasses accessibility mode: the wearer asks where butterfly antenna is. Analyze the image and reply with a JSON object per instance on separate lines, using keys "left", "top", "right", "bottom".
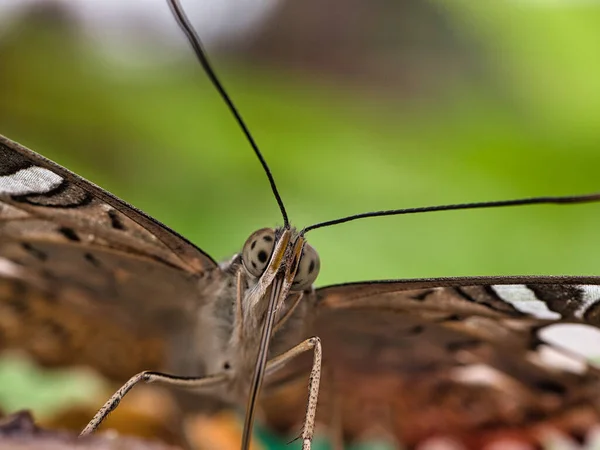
{"left": 167, "top": 0, "right": 289, "bottom": 227}
{"left": 303, "top": 193, "right": 600, "bottom": 233}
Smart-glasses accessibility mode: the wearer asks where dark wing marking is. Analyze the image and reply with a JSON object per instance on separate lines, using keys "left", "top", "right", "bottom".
{"left": 316, "top": 277, "right": 600, "bottom": 324}
{"left": 0, "top": 135, "right": 220, "bottom": 380}
{"left": 262, "top": 279, "right": 600, "bottom": 448}
{"left": 0, "top": 134, "right": 217, "bottom": 272}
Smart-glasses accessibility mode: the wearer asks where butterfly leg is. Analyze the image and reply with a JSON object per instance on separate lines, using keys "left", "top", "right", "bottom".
{"left": 266, "top": 336, "right": 322, "bottom": 450}
{"left": 79, "top": 371, "right": 227, "bottom": 437}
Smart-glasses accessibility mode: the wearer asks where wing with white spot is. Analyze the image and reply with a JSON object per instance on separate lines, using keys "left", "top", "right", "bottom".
{"left": 0, "top": 134, "right": 219, "bottom": 380}
{"left": 262, "top": 277, "right": 600, "bottom": 447}
{"left": 0, "top": 135, "right": 216, "bottom": 273}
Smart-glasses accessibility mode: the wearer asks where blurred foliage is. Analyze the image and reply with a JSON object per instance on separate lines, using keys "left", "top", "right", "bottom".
{"left": 0, "top": 1, "right": 599, "bottom": 449}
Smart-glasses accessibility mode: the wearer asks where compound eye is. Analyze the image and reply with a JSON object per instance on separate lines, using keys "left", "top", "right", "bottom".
{"left": 242, "top": 228, "right": 276, "bottom": 277}
{"left": 291, "top": 243, "right": 320, "bottom": 291}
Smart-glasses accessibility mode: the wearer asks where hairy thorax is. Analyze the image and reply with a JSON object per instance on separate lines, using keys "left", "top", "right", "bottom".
{"left": 166, "top": 253, "right": 316, "bottom": 408}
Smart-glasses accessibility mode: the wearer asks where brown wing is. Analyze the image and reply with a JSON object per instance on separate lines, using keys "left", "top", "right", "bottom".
{"left": 262, "top": 278, "right": 600, "bottom": 448}
{"left": 0, "top": 135, "right": 219, "bottom": 381}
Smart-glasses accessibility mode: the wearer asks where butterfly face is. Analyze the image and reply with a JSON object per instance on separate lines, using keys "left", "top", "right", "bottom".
{"left": 241, "top": 228, "right": 320, "bottom": 291}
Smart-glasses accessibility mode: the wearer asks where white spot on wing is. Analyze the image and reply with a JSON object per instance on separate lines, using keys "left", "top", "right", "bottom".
{"left": 491, "top": 284, "right": 561, "bottom": 319}
{"left": 0, "top": 166, "right": 63, "bottom": 195}
{"left": 539, "top": 323, "right": 600, "bottom": 367}
{"left": 531, "top": 344, "right": 587, "bottom": 374}
{"left": 0, "top": 257, "right": 23, "bottom": 278}
{"left": 575, "top": 285, "right": 600, "bottom": 318}
{"left": 451, "top": 364, "right": 513, "bottom": 388}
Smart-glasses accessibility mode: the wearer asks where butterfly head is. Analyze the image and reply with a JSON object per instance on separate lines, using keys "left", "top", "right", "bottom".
{"left": 241, "top": 227, "right": 320, "bottom": 296}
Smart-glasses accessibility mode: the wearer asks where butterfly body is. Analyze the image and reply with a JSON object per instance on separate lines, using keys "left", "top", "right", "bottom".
{"left": 174, "top": 245, "right": 315, "bottom": 405}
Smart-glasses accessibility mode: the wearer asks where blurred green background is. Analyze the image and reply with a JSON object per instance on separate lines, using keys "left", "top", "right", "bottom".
{"left": 0, "top": 0, "right": 600, "bottom": 448}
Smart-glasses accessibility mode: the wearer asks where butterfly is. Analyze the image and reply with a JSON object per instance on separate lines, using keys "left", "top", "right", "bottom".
{"left": 2, "top": 1, "right": 600, "bottom": 450}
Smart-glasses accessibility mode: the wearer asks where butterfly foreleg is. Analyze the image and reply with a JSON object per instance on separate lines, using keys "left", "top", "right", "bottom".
{"left": 79, "top": 371, "right": 227, "bottom": 437}
{"left": 266, "top": 336, "right": 322, "bottom": 450}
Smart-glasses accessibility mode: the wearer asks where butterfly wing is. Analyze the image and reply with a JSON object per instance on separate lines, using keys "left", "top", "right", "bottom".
{"left": 0, "top": 135, "right": 219, "bottom": 380}
{"left": 262, "top": 277, "right": 600, "bottom": 447}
